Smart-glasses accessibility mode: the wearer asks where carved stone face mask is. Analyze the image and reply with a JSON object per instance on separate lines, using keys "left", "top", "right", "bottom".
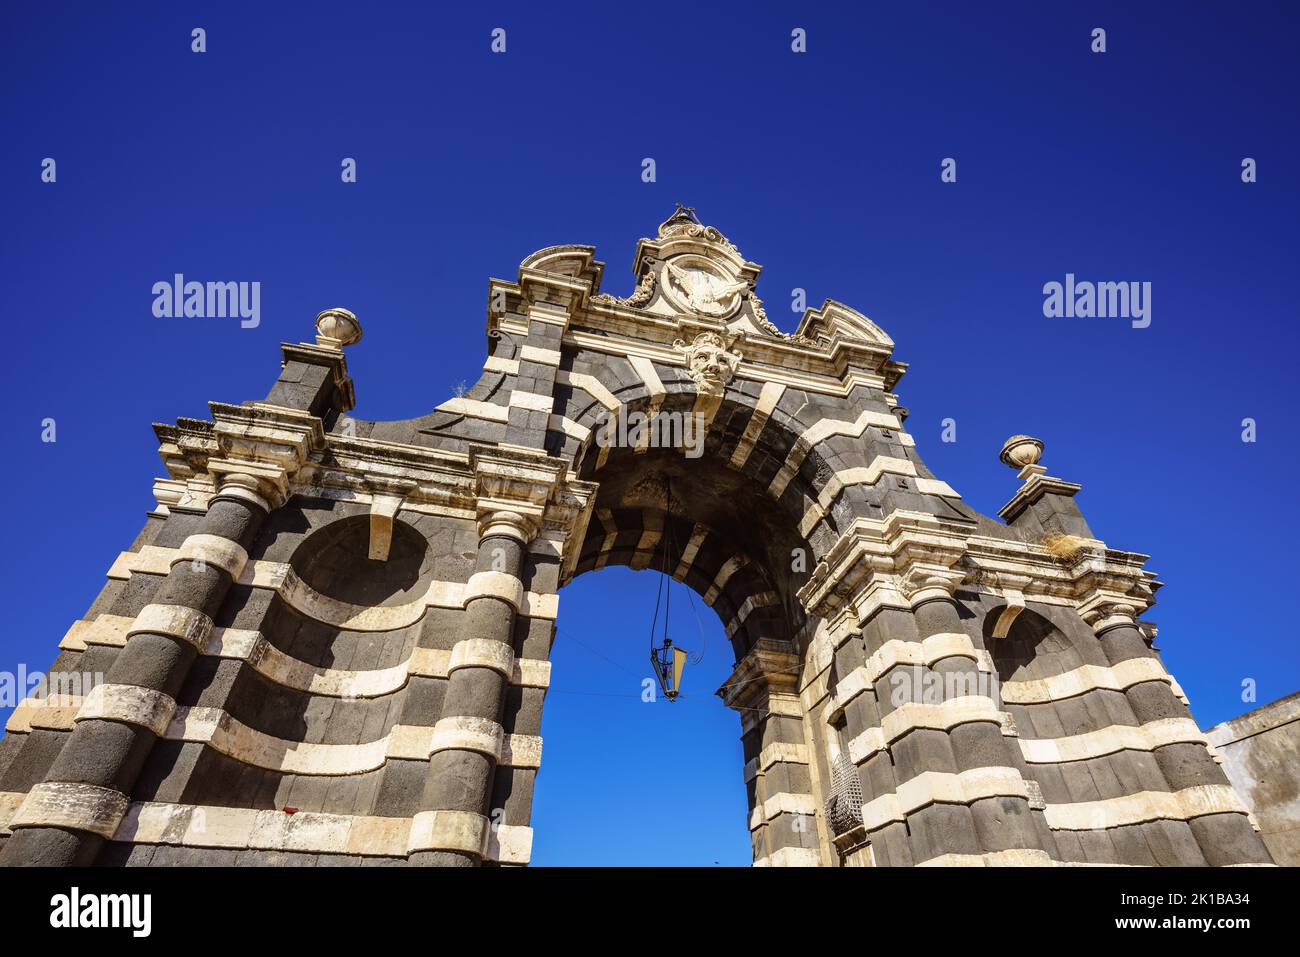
{"left": 691, "top": 343, "right": 726, "bottom": 387}
{"left": 679, "top": 331, "right": 742, "bottom": 396}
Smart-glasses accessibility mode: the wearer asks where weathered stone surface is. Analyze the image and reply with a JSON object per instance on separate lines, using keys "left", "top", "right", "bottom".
{"left": 0, "top": 211, "right": 1281, "bottom": 868}
{"left": 1205, "top": 692, "right": 1300, "bottom": 866}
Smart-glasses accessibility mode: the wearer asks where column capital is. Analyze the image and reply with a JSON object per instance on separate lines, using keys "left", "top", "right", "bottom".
{"left": 477, "top": 509, "right": 536, "bottom": 543}
{"left": 204, "top": 403, "right": 328, "bottom": 510}
{"left": 716, "top": 639, "right": 801, "bottom": 713}
{"left": 899, "top": 569, "right": 963, "bottom": 609}
{"left": 211, "top": 469, "right": 282, "bottom": 511}
{"left": 468, "top": 444, "right": 567, "bottom": 541}
{"left": 1079, "top": 599, "right": 1141, "bottom": 634}
{"left": 1073, "top": 554, "right": 1157, "bottom": 631}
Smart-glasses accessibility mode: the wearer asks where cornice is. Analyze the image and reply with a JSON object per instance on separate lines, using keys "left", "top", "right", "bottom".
{"left": 301, "top": 435, "right": 476, "bottom": 516}
{"left": 198, "top": 403, "right": 330, "bottom": 507}
{"left": 560, "top": 322, "right": 891, "bottom": 399}
{"left": 153, "top": 411, "right": 594, "bottom": 554}
{"left": 797, "top": 511, "right": 976, "bottom": 621}
{"left": 796, "top": 511, "right": 1161, "bottom": 627}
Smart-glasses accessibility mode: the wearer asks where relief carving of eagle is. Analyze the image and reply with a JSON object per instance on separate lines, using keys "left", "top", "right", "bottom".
{"left": 666, "top": 261, "right": 748, "bottom": 317}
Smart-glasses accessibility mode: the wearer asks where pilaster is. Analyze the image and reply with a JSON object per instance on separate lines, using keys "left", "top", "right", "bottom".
{"left": 719, "top": 640, "right": 820, "bottom": 867}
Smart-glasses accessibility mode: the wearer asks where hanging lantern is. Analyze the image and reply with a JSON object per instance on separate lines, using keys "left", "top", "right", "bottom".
{"left": 651, "top": 638, "right": 689, "bottom": 702}
{"left": 644, "top": 477, "right": 704, "bottom": 703}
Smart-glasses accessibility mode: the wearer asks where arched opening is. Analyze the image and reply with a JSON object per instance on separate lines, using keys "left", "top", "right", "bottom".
{"left": 531, "top": 566, "right": 749, "bottom": 865}
{"left": 530, "top": 432, "right": 821, "bottom": 864}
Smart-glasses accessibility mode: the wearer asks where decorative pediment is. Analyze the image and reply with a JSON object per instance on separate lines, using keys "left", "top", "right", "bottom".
{"left": 508, "top": 211, "right": 902, "bottom": 382}
{"left": 517, "top": 245, "right": 604, "bottom": 286}
{"left": 796, "top": 299, "right": 894, "bottom": 349}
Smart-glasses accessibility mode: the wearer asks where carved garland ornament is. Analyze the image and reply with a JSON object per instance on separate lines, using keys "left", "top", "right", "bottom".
{"left": 748, "top": 294, "right": 820, "bottom": 346}
{"left": 591, "top": 263, "right": 658, "bottom": 308}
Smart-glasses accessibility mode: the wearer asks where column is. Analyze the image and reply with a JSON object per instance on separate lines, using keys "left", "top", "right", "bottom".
{"left": 408, "top": 510, "right": 532, "bottom": 866}
{"left": 1090, "top": 603, "right": 1273, "bottom": 866}
{"left": 2, "top": 473, "right": 276, "bottom": 866}
{"left": 858, "top": 590, "right": 982, "bottom": 864}
{"left": 908, "top": 578, "right": 1053, "bottom": 863}
{"left": 847, "top": 573, "right": 1054, "bottom": 867}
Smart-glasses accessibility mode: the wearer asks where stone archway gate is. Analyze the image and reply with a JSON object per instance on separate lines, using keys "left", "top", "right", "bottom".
{"left": 0, "top": 209, "right": 1273, "bottom": 867}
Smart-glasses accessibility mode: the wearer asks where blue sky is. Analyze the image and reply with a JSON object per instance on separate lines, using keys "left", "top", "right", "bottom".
{"left": 1, "top": 2, "right": 1297, "bottom": 865}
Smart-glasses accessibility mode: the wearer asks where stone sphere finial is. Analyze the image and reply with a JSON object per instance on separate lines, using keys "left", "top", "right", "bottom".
{"left": 315, "top": 308, "right": 363, "bottom": 349}
{"left": 999, "top": 434, "right": 1044, "bottom": 470}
